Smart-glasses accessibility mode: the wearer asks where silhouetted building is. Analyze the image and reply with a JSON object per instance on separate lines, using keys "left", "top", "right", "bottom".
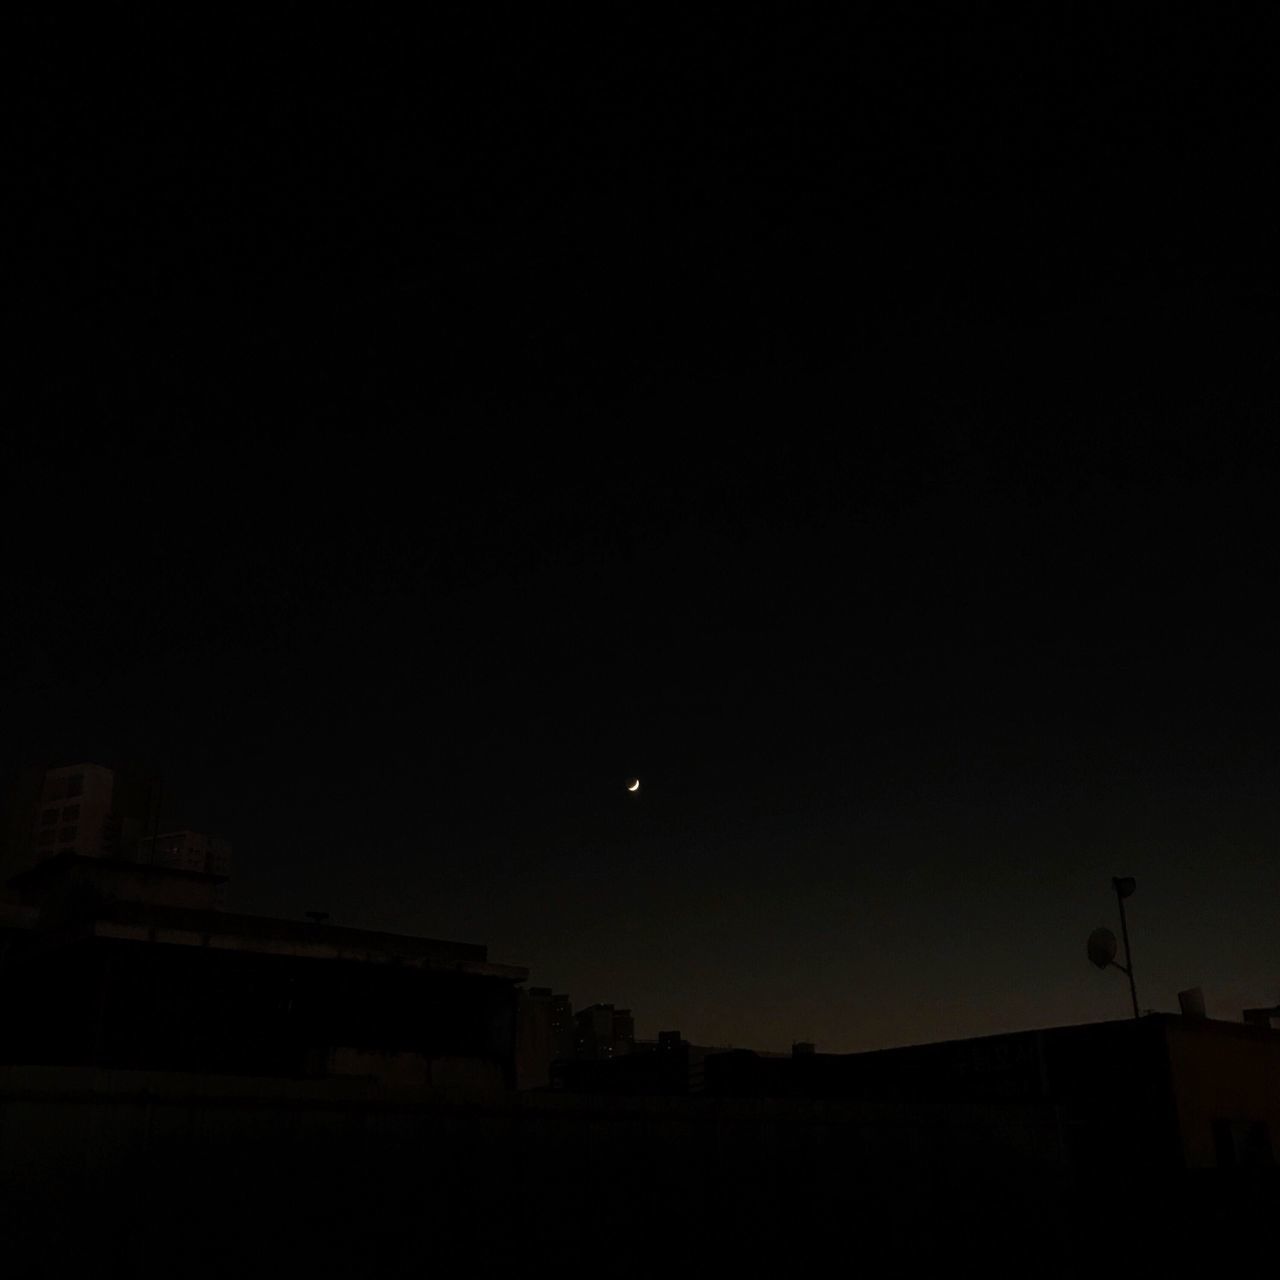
{"left": 697, "top": 1015, "right": 1280, "bottom": 1172}
{"left": 559, "top": 1030, "right": 689, "bottom": 1095}
{"left": 8, "top": 850, "right": 227, "bottom": 915}
{"left": 557, "top": 1029, "right": 783, "bottom": 1095}
{"left": 517, "top": 986, "right": 558, "bottom": 1089}
{"left": 554, "top": 1013, "right": 1280, "bottom": 1175}
{"left": 0, "top": 851, "right": 528, "bottom": 1090}
{"left": 1244, "top": 1004, "right": 1280, "bottom": 1030}
{"left": 519, "top": 991, "right": 636, "bottom": 1087}
{"left": 612, "top": 1006, "right": 635, "bottom": 1048}
{"left": 550, "top": 991, "right": 574, "bottom": 1062}
{"left": 574, "top": 1002, "right": 634, "bottom": 1060}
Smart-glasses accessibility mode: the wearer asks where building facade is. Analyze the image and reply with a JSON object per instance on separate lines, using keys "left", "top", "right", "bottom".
{"left": 2, "top": 765, "right": 232, "bottom": 909}
{"left": 29, "top": 764, "right": 116, "bottom": 861}
{"left": 3, "top": 762, "right": 160, "bottom": 879}
{"left": 0, "top": 852, "right": 527, "bottom": 1091}
{"left": 147, "top": 829, "right": 232, "bottom": 906}
{"left": 574, "top": 1003, "right": 635, "bottom": 1060}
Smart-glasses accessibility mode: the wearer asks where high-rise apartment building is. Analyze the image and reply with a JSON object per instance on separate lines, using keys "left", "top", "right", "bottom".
{"left": 550, "top": 992, "right": 575, "bottom": 1063}
{"left": 31, "top": 764, "right": 115, "bottom": 860}
{"left": 9, "top": 763, "right": 159, "bottom": 872}
{"left": 2, "top": 765, "right": 229, "bottom": 907}
{"left": 574, "top": 1003, "right": 636, "bottom": 1060}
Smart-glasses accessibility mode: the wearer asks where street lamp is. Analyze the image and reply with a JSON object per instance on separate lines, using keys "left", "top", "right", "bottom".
{"left": 1086, "top": 876, "right": 1140, "bottom": 1019}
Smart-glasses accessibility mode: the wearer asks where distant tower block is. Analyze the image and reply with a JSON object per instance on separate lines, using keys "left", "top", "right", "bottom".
{"left": 7, "top": 763, "right": 159, "bottom": 877}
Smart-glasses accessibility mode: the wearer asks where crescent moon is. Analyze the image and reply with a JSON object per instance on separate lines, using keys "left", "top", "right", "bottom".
{"left": 627, "top": 779, "right": 640, "bottom": 792}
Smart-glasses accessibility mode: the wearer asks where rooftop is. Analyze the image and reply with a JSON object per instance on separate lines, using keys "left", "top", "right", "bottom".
{"left": 9, "top": 851, "right": 228, "bottom": 887}
{"left": 24, "top": 898, "right": 527, "bottom": 980}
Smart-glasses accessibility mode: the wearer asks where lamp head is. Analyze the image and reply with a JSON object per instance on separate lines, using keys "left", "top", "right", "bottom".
{"left": 1112, "top": 876, "right": 1136, "bottom": 899}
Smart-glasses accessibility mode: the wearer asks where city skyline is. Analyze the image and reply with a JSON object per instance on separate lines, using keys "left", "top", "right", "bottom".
{"left": 4, "top": 675, "right": 1274, "bottom": 1056}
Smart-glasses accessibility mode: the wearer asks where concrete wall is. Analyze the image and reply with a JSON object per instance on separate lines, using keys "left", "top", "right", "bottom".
{"left": 1165, "top": 1018, "right": 1280, "bottom": 1168}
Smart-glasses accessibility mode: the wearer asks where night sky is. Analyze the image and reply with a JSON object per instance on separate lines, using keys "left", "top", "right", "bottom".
{"left": 8, "top": 9, "right": 1278, "bottom": 1051}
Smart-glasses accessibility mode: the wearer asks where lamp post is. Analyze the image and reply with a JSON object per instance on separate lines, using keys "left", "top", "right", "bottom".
{"left": 1111, "top": 876, "right": 1139, "bottom": 1019}
{"left": 1086, "top": 877, "right": 1140, "bottom": 1019}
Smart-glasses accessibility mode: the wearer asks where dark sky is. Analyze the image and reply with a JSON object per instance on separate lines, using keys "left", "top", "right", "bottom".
{"left": 7, "top": 8, "right": 1278, "bottom": 1051}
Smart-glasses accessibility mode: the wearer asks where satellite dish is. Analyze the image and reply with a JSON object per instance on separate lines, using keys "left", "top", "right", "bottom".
{"left": 1087, "top": 927, "right": 1118, "bottom": 969}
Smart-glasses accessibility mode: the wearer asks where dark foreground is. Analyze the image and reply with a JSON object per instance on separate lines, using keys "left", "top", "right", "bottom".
{"left": 3, "top": 1067, "right": 1274, "bottom": 1275}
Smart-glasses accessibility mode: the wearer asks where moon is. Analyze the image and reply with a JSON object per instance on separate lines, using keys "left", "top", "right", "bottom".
{"left": 626, "top": 778, "right": 640, "bottom": 792}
